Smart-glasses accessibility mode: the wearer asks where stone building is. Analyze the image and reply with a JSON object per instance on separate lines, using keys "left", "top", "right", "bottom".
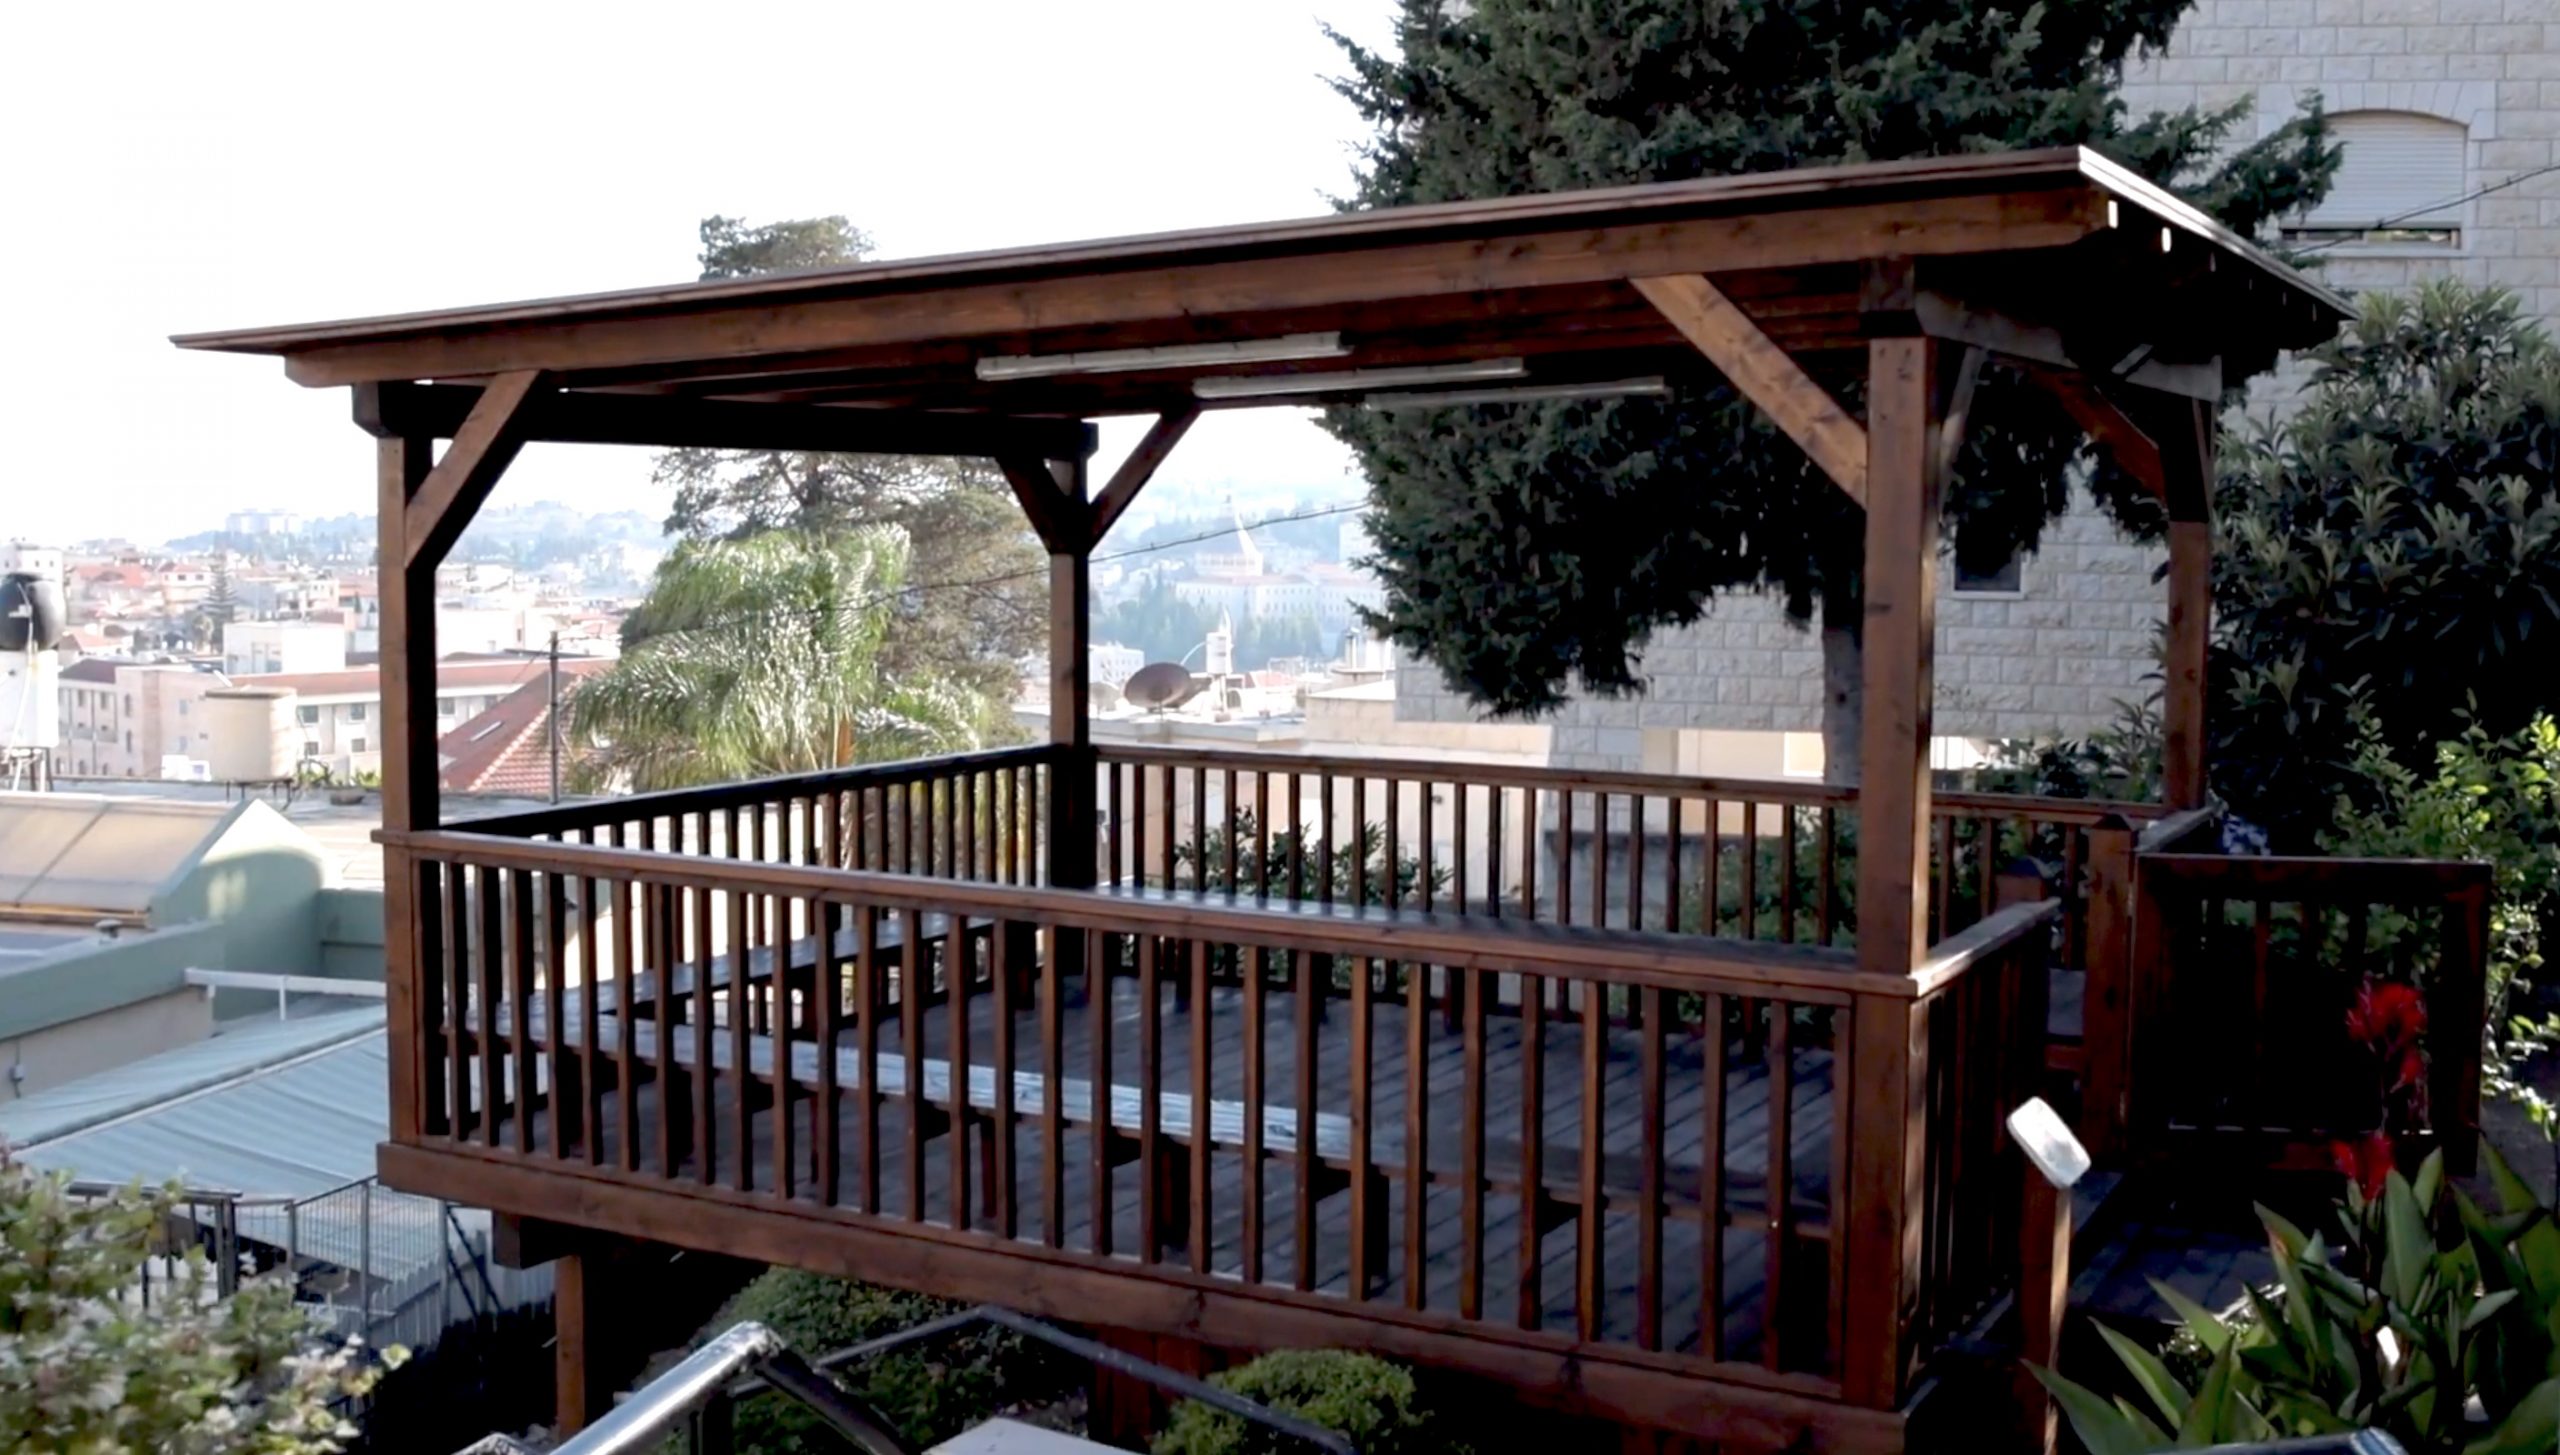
{"left": 1395, "top": 7, "right": 2526, "bottom": 774}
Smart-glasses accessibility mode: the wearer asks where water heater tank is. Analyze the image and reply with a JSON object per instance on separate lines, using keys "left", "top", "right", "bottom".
{"left": 201, "top": 687, "right": 301, "bottom": 782}
{"left": 0, "top": 572, "right": 66, "bottom": 653}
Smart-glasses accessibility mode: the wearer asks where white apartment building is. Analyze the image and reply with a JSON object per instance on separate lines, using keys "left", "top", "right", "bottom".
{"left": 221, "top": 619, "right": 349, "bottom": 677}
{"left": 233, "top": 658, "right": 586, "bottom": 779}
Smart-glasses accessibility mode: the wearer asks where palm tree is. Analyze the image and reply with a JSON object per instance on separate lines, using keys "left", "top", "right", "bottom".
{"left": 568, "top": 527, "right": 983, "bottom": 792}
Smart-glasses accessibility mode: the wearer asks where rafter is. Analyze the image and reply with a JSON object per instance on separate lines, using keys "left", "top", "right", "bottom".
{"left": 1000, "top": 455, "right": 1089, "bottom": 555}
{"left": 1633, "top": 273, "right": 1868, "bottom": 504}
{"left": 2019, "top": 366, "right": 2165, "bottom": 503}
{"left": 403, "top": 370, "right": 546, "bottom": 570}
{"left": 1089, "top": 408, "right": 1199, "bottom": 544}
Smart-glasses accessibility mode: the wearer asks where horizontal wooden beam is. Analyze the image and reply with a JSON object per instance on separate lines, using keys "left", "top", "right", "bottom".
{"left": 1912, "top": 288, "right": 2220, "bottom": 401}
{"left": 355, "top": 380, "right": 1097, "bottom": 461}
{"left": 405, "top": 369, "right": 545, "bottom": 570}
{"left": 1089, "top": 407, "right": 1198, "bottom": 544}
{"left": 1635, "top": 273, "right": 1867, "bottom": 505}
{"left": 292, "top": 188, "right": 2110, "bottom": 388}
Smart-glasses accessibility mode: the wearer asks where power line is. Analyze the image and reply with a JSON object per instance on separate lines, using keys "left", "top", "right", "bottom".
{"left": 2294, "top": 160, "right": 2560, "bottom": 254}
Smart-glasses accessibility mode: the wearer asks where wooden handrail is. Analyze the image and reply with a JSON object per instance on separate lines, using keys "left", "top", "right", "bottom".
{"left": 1909, "top": 899, "right": 2064, "bottom": 998}
{"left": 441, "top": 744, "right": 1058, "bottom": 839}
{"left": 1093, "top": 741, "right": 2168, "bottom": 826}
{"left": 393, "top": 827, "right": 1913, "bottom": 999}
{"left": 2138, "top": 852, "right": 2490, "bottom": 893}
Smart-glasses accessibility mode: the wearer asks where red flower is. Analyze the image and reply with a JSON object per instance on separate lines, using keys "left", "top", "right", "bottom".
{"left": 2334, "top": 1131, "right": 2396, "bottom": 1199}
{"left": 2346, "top": 981, "right": 2426, "bottom": 1047}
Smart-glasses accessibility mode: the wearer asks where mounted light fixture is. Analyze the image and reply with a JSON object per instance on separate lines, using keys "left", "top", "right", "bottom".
{"left": 1191, "top": 358, "right": 1527, "bottom": 402}
{"left": 976, "top": 332, "right": 1347, "bottom": 381}
{"left": 1363, "top": 376, "right": 1672, "bottom": 410}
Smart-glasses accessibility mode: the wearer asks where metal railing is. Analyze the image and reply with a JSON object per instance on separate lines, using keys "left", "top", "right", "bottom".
{"left": 477, "top": 1308, "right": 1359, "bottom": 1455}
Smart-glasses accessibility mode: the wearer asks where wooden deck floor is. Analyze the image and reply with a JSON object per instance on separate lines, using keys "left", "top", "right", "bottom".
{"left": 488, "top": 971, "right": 1845, "bottom": 1369}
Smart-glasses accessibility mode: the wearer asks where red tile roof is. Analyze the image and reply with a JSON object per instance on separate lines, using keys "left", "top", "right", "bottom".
{"left": 437, "top": 663, "right": 607, "bottom": 796}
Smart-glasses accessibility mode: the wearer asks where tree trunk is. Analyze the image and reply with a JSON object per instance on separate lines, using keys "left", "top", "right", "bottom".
{"left": 1820, "top": 571, "right": 1863, "bottom": 787}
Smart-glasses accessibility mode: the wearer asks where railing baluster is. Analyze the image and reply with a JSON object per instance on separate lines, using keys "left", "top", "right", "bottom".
{"left": 1577, "top": 961, "right": 1605, "bottom": 1340}
{"left": 1459, "top": 961, "right": 1486, "bottom": 1321}
{"left": 1827, "top": 1004, "right": 1851, "bottom": 1376}
{"left": 691, "top": 884, "right": 716, "bottom": 1186}
{"left": 1817, "top": 808, "right": 1838, "bottom": 946}
{"left": 816, "top": 898, "right": 841, "bottom": 1207}
{"left": 729, "top": 888, "right": 752, "bottom": 1193}
{"left": 1452, "top": 782, "right": 1469, "bottom": 916}
{"left": 1350, "top": 775, "right": 1368, "bottom": 907}
{"left": 1221, "top": 767, "right": 1239, "bottom": 892}
{"left": 1287, "top": 773, "right": 1305, "bottom": 900}
{"left": 1485, "top": 784, "right": 1504, "bottom": 920}
{"left": 1191, "top": 765, "right": 1208, "bottom": 892}
{"left": 903, "top": 907, "right": 927, "bottom": 1222}
{"left": 1189, "top": 938, "right": 1211, "bottom": 1275}
{"left": 579, "top": 858, "right": 604, "bottom": 1166}
{"left": 1520, "top": 785, "right": 1540, "bottom": 924}
{"left": 1778, "top": 805, "right": 1798, "bottom": 944}
{"left": 1761, "top": 1002, "right": 1794, "bottom": 1371}
{"left": 1255, "top": 771, "right": 1272, "bottom": 898}
{"left": 1558, "top": 791, "right": 1575, "bottom": 927}
{"left": 444, "top": 861, "right": 470, "bottom": 1143}
{"left": 653, "top": 883, "right": 678, "bottom": 1179}
{"left": 1348, "top": 953, "right": 1375, "bottom": 1298}
{"left": 1040, "top": 923, "right": 1064, "bottom": 1248}
{"left": 1138, "top": 935, "right": 1161, "bottom": 1262}
{"left": 508, "top": 868, "right": 535, "bottom": 1157}
{"left": 1637, "top": 985, "right": 1666, "bottom": 1350}
{"left": 1517, "top": 969, "right": 1546, "bottom": 1331}
{"left": 1664, "top": 798, "right": 1683, "bottom": 935}
{"left": 1318, "top": 772, "right": 1335, "bottom": 906}
{"left": 1699, "top": 989, "right": 1727, "bottom": 1362}
{"left": 418, "top": 858, "right": 447, "bottom": 1139}
{"left": 858, "top": 905, "right": 881, "bottom": 1216}
{"left": 1242, "top": 943, "right": 1266, "bottom": 1284}
{"left": 544, "top": 870, "right": 569, "bottom": 1160}
{"left": 1706, "top": 800, "right": 1725, "bottom": 937}
{"left": 1090, "top": 927, "right": 1114, "bottom": 1258}
{"left": 1739, "top": 802, "right": 1758, "bottom": 941}
{"left": 1419, "top": 782, "right": 1436, "bottom": 913}
{"left": 1160, "top": 766, "right": 1177, "bottom": 892}
{"left": 1294, "top": 938, "right": 1318, "bottom": 1292}
{"left": 992, "top": 916, "right": 1017, "bottom": 1238}
{"left": 1404, "top": 949, "right": 1430, "bottom": 1311}
{"left": 949, "top": 907, "right": 974, "bottom": 1232}
{"left": 1628, "top": 793, "right": 1647, "bottom": 942}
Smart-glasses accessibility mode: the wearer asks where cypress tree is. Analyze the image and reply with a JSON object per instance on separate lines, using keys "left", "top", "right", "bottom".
{"left": 1324, "top": 0, "right": 2337, "bottom": 778}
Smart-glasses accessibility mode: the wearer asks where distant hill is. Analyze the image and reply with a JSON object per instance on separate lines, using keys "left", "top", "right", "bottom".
{"left": 165, "top": 501, "right": 669, "bottom": 568}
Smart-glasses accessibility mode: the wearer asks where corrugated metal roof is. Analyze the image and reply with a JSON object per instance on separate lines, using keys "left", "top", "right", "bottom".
{"left": 4, "top": 1008, "right": 389, "bottom": 1200}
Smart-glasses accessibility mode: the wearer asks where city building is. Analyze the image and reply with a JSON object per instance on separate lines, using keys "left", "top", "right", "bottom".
{"left": 223, "top": 508, "right": 306, "bottom": 537}
{"left": 235, "top": 656, "right": 599, "bottom": 780}
{"left": 222, "top": 618, "right": 349, "bottom": 677}
{"left": 52, "top": 656, "right": 229, "bottom": 780}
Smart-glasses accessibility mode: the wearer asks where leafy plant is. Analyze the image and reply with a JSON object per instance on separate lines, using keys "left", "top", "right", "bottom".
{"left": 2213, "top": 283, "right": 2560, "bottom": 845}
{"left": 2327, "top": 714, "right": 2560, "bottom": 1138}
{"left": 1173, "top": 809, "right": 1445, "bottom": 908}
{"left": 703, "top": 1269, "right": 1073, "bottom": 1453}
{"left": 1152, "top": 1349, "right": 1453, "bottom": 1455}
{"left": 0, "top": 1156, "right": 397, "bottom": 1452}
{"left": 2037, "top": 1145, "right": 2560, "bottom": 1455}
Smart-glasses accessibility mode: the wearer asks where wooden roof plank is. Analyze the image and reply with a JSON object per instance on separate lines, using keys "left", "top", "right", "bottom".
{"left": 1635, "top": 274, "right": 1868, "bottom": 505}
{"left": 355, "top": 381, "right": 1096, "bottom": 460}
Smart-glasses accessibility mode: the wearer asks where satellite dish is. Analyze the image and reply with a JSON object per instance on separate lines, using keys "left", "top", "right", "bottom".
{"left": 1122, "top": 661, "right": 1200, "bottom": 713}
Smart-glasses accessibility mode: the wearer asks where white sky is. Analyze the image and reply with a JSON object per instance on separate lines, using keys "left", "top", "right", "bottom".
{"left": 0, "top": 1, "right": 1395, "bottom": 546}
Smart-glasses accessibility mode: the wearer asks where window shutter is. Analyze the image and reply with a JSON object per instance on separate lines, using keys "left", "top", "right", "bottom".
{"left": 2299, "top": 112, "right": 2469, "bottom": 230}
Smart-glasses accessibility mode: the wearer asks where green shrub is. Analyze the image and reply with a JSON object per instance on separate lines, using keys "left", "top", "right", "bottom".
{"left": 1152, "top": 1350, "right": 1449, "bottom": 1455}
{"left": 707, "top": 1271, "right": 1068, "bottom": 1453}
{"left": 2037, "top": 1145, "right": 2560, "bottom": 1454}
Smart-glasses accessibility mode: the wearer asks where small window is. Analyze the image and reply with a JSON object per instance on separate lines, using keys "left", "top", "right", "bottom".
{"left": 2281, "top": 111, "right": 2468, "bottom": 250}
{"left": 350, "top": 737, "right": 367, "bottom": 754}
{"left": 303, "top": 740, "right": 321, "bottom": 759}
{"left": 1953, "top": 553, "right": 2025, "bottom": 597}
{"left": 298, "top": 705, "right": 320, "bottom": 725}
{"left": 346, "top": 702, "right": 367, "bottom": 722}
{"left": 438, "top": 699, "right": 457, "bottom": 717}
{"left": 176, "top": 699, "right": 188, "bottom": 717}
{"left": 175, "top": 736, "right": 188, "bottom": 752}
{"left": 124, "top": 731, "right": 133, "bottom": 752}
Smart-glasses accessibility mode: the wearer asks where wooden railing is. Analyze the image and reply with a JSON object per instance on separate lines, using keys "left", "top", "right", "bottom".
{"left": 387, "top": 825, "right": 2060, "bottom": 1412}
{"left": 2127, "top": 852, "right": 2491, "bottom": 1174}
{"left": 1092, "top": 744, "right": 2162, "bottom": 961}
{"left": 450, "top": 746, "right": 1053, "bottom": 886}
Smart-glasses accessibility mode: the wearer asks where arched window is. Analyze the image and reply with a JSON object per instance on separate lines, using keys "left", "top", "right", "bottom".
{"left": 2284, "top": 111, "right": 2468, "bottom": 249}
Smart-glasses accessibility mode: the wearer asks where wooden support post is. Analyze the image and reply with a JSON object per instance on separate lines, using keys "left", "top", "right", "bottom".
{"left": 2077, "top": 817, "right": 2136, "bottom": 1159}
{"left": 377, "top": 434, "right": 435, "bottom": 1141}
{"left": 2158, "top": 397, "right": 2214, "bottom": 810}
{"left": 1841, "top": 332, "right": 1942, "bottom": 1409}
{"left": 1048, "top": 457, "right": 1096, "bottom": 892}
{"left": 553, "top": 1249, "right": 610, "bottom": 1435}
{"left": 2017, "top": 1162, "right": 2071, "bottom": 1455}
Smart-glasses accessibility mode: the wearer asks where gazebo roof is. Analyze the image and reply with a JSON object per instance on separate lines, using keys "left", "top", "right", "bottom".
{"left": 176, "top": 147, "right": 2347, "bottom": 439}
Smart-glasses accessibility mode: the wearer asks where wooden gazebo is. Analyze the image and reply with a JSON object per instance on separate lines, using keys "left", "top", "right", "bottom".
{"left": 182, "top": 149, "right": 2484, "bottom": 1453}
